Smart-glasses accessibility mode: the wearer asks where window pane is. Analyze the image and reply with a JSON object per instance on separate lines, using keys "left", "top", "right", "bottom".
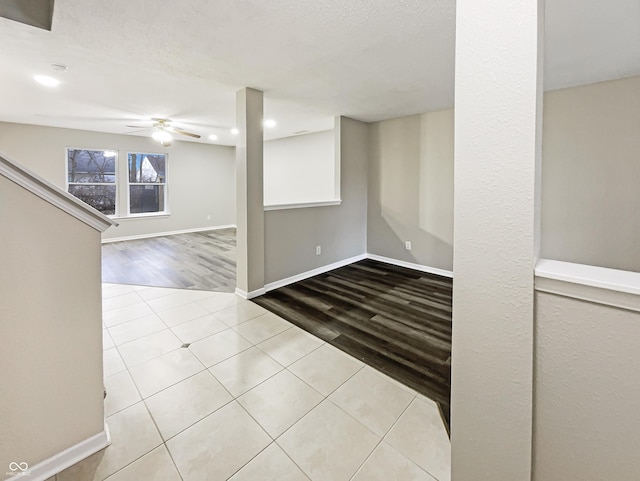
{"left": 128, "top": 153, "right": 166, "bottom": 183}
{"left": 67, "top": 149, "right": 116, "bottom": 183}
{"left": 129, "top": 185, "right": 165, "bottom": 214}
{"left": 68, "top": 185, "right": 116, "bottom": 215}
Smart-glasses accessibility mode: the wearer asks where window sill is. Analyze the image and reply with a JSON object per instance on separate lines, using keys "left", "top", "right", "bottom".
{"left": 264, "top": 200, "right": 342, "bottom": 211}
{"left": 111, "top": 212, "right": 171, "bottom": 221}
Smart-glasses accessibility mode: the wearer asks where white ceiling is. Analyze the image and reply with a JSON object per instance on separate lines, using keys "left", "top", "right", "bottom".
{"left": 0, "top": 0, "right": 638, "bottom": 146}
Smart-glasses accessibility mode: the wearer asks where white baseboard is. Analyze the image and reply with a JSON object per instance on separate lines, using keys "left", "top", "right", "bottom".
{"left": 23, "top": 424, "right": 111, "bottom": 480}
{"left": 102, "top": 224, "right": 236, "bottom": 244}
{"left": 239, "top": 253, "right": 451, "bottom": 299}
{"left": 366, "top": 254, "right": 454, "bottom": 278}
{"left": 235, "top": 287, "right": 266, "bottom": 300}
{"left": 264, "top": 254, "right": 368, "bottom": 293}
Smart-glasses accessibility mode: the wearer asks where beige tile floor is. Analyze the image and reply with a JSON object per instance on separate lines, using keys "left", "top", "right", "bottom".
{"left": 53, "top": 283, "right": 450, "bottom": 481}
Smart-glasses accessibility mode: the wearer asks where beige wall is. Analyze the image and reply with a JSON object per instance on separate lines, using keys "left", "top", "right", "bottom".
{"left": 0, "top": 175, "right": 105, "bottom": 470}
{"left": 264, "top": 117, "right": 368, "bottom": 284}
{"left": 368, "top": 110, "right": 454, "bottom": 271}
{"left": 366, "top": 75, "right": 640, "bottom": 274}
{"left": 0, "top": 122, "right": 236, "bottom": 241}
{"left": 541, "top": 75, "right": 640, "bottom": 271}
{"left": 534, "top": 291, "right": 640, "bottom": 480}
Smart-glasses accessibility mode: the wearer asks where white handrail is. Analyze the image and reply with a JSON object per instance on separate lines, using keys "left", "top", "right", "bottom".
{"left": 0, "top": 151, "right": 117, "bottom": 232}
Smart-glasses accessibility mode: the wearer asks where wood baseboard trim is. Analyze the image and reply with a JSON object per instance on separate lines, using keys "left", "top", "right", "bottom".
{"left": 366, "top": 254, "right": 454, "bottom": 278}
{"left": 23, "top": 424, "right": 110, "bottom": 480}
{"left": 102, "top": 224, "right": 236, "bottom": 244}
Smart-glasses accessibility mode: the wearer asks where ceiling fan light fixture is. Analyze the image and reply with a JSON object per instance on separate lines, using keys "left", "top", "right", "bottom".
{"left": 208, "top": 134, "right": 218, "bottom": 141}
{"left": 152, "top": 129, "right": 173, "bottom": 143}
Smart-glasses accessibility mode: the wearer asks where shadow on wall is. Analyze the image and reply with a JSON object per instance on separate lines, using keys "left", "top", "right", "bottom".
{"left": 369, "top": 110, "right": 454, "bottom": 271}
{"left": 379, "top": 209, "right": 453, "bottom": 269}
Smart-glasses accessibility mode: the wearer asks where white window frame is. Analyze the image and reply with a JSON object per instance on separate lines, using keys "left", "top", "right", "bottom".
{"left": 65, "top": 147, "right": 119, "bottom": 217}
{"left": 126, "top": 151, "right": 169, "bottom": 217}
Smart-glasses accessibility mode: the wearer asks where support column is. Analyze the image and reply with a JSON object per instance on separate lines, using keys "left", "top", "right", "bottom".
{"left": 451, "top": 1, "right": 543, "bottom": 480}
{"left": 235, "top": 87, "right": 264, "bottom": 298}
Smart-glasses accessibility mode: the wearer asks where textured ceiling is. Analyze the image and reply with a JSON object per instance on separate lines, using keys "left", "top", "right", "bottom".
{"left": 0, "top": 0, "right": 638, "bottom": 146}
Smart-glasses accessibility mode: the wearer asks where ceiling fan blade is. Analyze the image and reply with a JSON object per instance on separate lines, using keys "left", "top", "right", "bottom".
{"left": 125, "top": 128, "right": 151, "bottom": 134}
{"left": 168, "top": 127, "right": 201, "bottom": 139}
{"left": 126, "top": 124, "right": 150, "bottom": 129}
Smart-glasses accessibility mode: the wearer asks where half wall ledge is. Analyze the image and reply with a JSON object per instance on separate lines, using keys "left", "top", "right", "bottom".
{"left": 535, "top": 259, "right": 640, "bottom": 313}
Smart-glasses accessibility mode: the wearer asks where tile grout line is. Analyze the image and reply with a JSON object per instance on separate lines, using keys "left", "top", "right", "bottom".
{"left": 102, "top": 283, "right": 446, "bottom": 481}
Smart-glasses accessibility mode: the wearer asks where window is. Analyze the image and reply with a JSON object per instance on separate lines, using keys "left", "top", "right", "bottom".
{"left": 128, "top": 152, "right": 167, "bottom": 214}
{"left": 67, "top": 148, "right": 117, "bottom": 215}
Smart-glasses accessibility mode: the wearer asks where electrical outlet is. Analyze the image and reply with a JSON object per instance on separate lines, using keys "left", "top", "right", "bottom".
{"left": 316, "top": 245, "right": 321, "bottom": 255}
{"left": 405, "top": 241, "right": 412, "bottom": 251}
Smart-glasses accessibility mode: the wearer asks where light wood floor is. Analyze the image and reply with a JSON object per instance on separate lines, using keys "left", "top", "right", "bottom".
{"left": 101, "top": 229, "right": 236, "bottom": 291}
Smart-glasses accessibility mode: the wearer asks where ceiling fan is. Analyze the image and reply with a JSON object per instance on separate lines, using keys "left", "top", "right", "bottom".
{"left": 126, "top": 118, "right": 201, "bottom": 147}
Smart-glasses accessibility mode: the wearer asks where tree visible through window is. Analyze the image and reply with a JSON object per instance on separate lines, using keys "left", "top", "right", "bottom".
{"left": 67, "top": 148, "right": 117, "bottom": 215}
{"left": 128, "top": 153, "right": 167, "bottom": 214}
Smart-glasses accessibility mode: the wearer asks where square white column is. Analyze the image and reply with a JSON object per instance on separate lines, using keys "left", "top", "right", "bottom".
{"left": 451, "top": 1, "right": 544, "bottom": 479}
{"left": 235, "top": 87, "right": 264, "bottom": 297}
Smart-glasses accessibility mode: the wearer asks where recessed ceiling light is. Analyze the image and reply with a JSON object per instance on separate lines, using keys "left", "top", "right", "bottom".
{"left": 34, "top": 75, "right": 61, "bottom": 87}
{"left": 264, "top": 119, "right": 277, "bottom": 128}
{"left": 231, "top": 128, "right": 239, "bottom": 135}
{"left": 208, "top": 134, "right": 218, "bottom": 141}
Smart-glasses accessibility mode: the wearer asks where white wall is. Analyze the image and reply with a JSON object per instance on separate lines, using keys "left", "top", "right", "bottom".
{"left": 534, "top": 291, "right": 640, "bottom": 480}
{"left": 0, "top": 122, "right": 236, "bottom": 241}
{"left": 0, "top": 174, "right": 105, "bottom": 472}
{"left": 368, "top": 110, "right": 454, "bottom": 271}
{"left": 541, "top": 75, "right": 640, "bottom": 271}
{"left": 264, "top": 117, "right": 367, "bottom": 285}
{"left": 263, "top": 130, "right": 336, "bottom": 206}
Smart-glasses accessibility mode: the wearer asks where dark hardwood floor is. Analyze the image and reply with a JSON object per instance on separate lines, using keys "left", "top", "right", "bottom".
{"left": 101, "top": 228, "right": 236, "bottom": 291}
{"left": 253, "top": 259, "right": 452, "bottom": 426}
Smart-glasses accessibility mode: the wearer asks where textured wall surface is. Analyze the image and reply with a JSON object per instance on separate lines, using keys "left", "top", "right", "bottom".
{"left": 541, "top": 75, "right": 640, "bottom": 272}
{"left": 0, "top": 175, "right": 105, "bottom": 470}
{"left": 451, "top": 1, "right": 543, "bottom": 479}
{"left": 368, "top": 110, "right": 454, "bottom": 271}
{"left": 264, "top": 117, "right": 368, "bottom": 284}
{"left": 534, "top": 291, "right": 640, "bottom": 480}
{"left": 0, "top": 122, "right": 236, "bottom": 240}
